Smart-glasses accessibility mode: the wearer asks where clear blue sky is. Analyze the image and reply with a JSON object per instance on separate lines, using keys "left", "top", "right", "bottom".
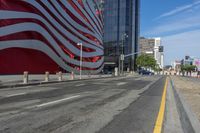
{"left": 141, "top": 0, "right": 200, "bottom": 65}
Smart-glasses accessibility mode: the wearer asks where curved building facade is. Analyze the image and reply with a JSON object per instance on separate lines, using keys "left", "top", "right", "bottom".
{"left": 0, "top": 0, "right": 104, "bottom": 74}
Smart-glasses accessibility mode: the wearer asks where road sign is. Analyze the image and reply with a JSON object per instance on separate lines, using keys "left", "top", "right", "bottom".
{"left": 120, "top": 54, "right": 124, "bottom": 61}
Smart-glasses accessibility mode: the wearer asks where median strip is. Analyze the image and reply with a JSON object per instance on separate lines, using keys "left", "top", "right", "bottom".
{"left": 153, "top": 77, "right": 168, "bottom": 133}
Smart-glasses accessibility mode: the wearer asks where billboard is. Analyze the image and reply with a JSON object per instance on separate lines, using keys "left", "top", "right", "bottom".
{"left": 194, "top": 59, "right": 200, "bottom": 71}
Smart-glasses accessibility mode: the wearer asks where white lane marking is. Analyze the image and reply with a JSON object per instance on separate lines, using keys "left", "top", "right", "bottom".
{"left": 6, "top": 92, "right": 26, "bottom": 97}
{"left": 117, "top": 82, "right": 127, "bottom": 86}
{"left": 75, "top": 84, "right": 85, "bottom": 87}
{"left": 36, "top": 95, "right": 81, "bottom": 107}
{"left": 92, "top": 82, "right": 105, "bottom": 85}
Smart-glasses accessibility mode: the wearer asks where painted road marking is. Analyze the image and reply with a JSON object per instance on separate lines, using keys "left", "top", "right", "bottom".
{"left": 117, "top": 82, "right": 127, "bottom": 86}
{"left": 92, "top": 82, "right": 106, "bottom": 85}
{"left": 6, "top": 92, "right": 26, "bottom": 97}
{"left": 153, "top": 78, "right": 168, "bottom": 133}
{"left": 75, "top": 84, "right": 85, "bottom": 87}
{"left": 36, "top": 95, "right": 81, "bottom": 108}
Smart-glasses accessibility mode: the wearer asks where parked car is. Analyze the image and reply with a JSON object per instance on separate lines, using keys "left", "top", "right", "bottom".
{"left": 138, "top": 69, "right": 154, "bottom": 75}
{"left": 103, "top": 71, "right": 112, "bottom": 74}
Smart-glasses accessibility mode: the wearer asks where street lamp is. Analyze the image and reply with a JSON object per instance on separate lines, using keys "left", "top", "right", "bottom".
{"left": 77, "top": 42, "right": 83, "bottom": 79}
{"left": 121, "top": 33, "right": 128, "bottom": 75}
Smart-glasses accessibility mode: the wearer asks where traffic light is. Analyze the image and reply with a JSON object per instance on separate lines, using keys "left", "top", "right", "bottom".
{"left": 159, "top": 46, "right": 164, "bottom": 52}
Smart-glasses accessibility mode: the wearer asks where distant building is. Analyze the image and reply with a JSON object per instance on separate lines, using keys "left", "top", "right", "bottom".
{"left": 139, "top": 37, "right": 154, "bottom": 56}
{"left": 173, "top": 60, "right": 182, "bottom": 73}
{"left": 181, "top": 56, "right": 197, "bottom": 65}
{"left": 139, "top": 37, "right": 164, "bottom": 69}
{"left": 181, "top": 56, "right": 200, "bottom": 71}
{"left": 183, "top": 56, "right": 193, "bottom": 65}
{"left": 193, "top": 58, "right": 200, "bottom": 71}
{"left": 172, "top": 56, "right": 200, "bottom": 76}
{"left": 173, "top": 60, "right": 181, "bottom": 69}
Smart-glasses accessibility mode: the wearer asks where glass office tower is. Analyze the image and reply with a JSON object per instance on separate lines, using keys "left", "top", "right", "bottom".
{"left": 103, "top": 0, "right": 140, "bottom": 71}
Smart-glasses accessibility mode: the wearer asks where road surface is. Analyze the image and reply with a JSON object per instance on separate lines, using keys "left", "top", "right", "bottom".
{"left": 0, "top": 76, "right": 166, "bottom": 133}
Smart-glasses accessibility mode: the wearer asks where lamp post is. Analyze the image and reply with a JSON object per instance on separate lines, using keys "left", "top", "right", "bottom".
{"left": 77, "top": 43, "right": 83, "bottom": 79}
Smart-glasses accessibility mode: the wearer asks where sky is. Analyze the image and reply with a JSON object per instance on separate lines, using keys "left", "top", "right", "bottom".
{"left": 141, "top": 0, "right": 200, "bottom": 65}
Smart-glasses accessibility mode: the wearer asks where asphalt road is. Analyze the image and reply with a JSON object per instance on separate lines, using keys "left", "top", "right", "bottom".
{"left": 0, "top": 75, "right": 165, "bottom": 133}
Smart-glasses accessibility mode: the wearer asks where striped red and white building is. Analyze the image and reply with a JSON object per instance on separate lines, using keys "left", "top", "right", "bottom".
{"left": 0, "top": 0, "right": 104, "bottom": 74}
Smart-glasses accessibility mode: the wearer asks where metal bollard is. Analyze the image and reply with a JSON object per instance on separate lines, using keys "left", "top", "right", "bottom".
{"left": 114, "top": 67, "right": 118, "bottom": 76}
{"left": 23, "top": 71, "right": 29, "bottom": 84}
{"left": 130, "top": 71, "right": 133, "bottom": 74}
{"left": 70, "top": 71, "right": 74, "bottom": 80}
{"left": 127, "top": 68, "right": 130, "bottom": 73}
{"left": 45, "top": 71, "right": 49, "bottom": 82}
{"left": 58, "top": 71, "right": 62, "bottom": 81}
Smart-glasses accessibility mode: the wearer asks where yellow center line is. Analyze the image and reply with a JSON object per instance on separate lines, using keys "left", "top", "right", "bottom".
{"left": 153, "top": 77, "right": 168, "bottom": 133}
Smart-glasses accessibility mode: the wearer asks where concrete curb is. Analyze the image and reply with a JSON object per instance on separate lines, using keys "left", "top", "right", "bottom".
{"left": 0, "top": 75, "right": 131, "bottom": 89}
{"left": 170, "top": 77, "right": 200, "bottom": 133}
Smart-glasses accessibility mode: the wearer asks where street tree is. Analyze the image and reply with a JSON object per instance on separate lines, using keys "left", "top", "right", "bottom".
{"left": 181, "top": 64, "right": 197, "bottom": 76}
{"left": 154, "top": 64, "right": 162, "bottom": 74}
{"left": 136, "top": 54, "right": 157, "bottom": 70}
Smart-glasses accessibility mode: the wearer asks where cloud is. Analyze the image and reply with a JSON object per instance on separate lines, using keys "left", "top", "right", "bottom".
{"left": 162, "top": 30, "right": 200, "bottom": 65}
{"left": 142, "top": 1, "right": 200, "bottom": 65}
{"left": 142, "top": 0, "right": 200, "bottom": 65}
{"left": 146, "top": 14, "right": 200, "bottom": 36}
{"left": 155, "top": 0, "right": 200, "bottom": 20}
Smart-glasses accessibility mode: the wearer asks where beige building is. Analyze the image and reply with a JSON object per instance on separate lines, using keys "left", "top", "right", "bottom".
{"left": 139, "top": 37, "right": 154, "bottom": 56}
{"left": 139, "top": 37, "right": 164, "bottom": 69}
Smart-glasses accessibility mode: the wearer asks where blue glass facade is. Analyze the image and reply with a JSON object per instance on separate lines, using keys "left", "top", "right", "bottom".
{"left": 103, "top": 0, "right": 140, "bottom": 71}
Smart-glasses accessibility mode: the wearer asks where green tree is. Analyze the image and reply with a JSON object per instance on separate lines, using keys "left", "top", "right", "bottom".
{"left": 154, "top": 64, "right": 162, "bottom": 73}
{"left": 180, "top": 65, "right": 186, "bottom": 76}
{"left": 181, "top": 64, "right": 196, "bottom": 76}
{"left": 136, "top": 54, "right": 156, "bottom": 70}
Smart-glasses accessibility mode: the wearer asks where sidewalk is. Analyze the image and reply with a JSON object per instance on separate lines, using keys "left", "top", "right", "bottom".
{"left": 163, "top": 78, "right": 183, "bottom": 133}
{"left": 163, "top": 76, "right": 200, "bottom": 133}
{"left": 0, "top": 74, "right": 113, "bottom": 88}
{"left": 171, "top": 76, "right": 200, "bottom": 121}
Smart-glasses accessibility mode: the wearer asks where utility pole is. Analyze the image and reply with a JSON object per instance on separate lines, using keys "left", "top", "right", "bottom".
{"left": 121, "top": 36, "right": 124, "bottom": 75}
{"left": 117, "top": 0, "right": 121, "bottom": 75}
{"left": 121, "top": 33, "right": 128, "bottom": 75}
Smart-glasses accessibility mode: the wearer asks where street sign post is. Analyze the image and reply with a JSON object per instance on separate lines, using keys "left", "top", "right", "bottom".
{"left": 120, "top": 54, "right": 124, "bottom": 61}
